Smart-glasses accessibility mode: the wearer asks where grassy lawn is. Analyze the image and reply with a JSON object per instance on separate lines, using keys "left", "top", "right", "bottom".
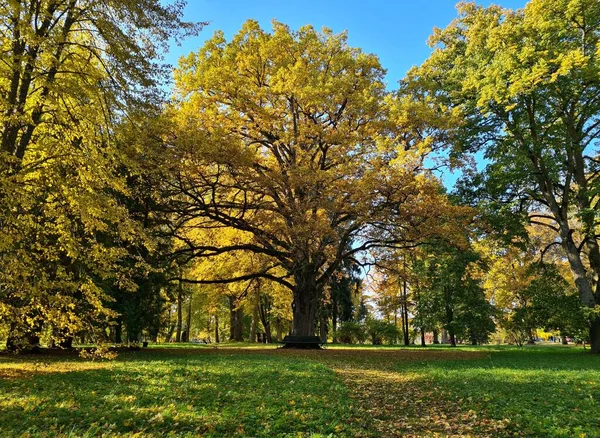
{"left": 389, "top": 347, "right": 600, "bottom": 437}
{"left": 0, "top": 345, "right": 598, "bottom": 437}
{"left": 0, "top": 349, "right": 354, "bottom": 437}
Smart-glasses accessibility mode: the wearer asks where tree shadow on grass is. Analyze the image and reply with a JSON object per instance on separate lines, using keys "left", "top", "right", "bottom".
{"left": 0, "top": 353, "right": 356, "bottom": 437}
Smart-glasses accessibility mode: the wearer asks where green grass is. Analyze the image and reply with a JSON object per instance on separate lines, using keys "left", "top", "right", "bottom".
{"left": 0, "top": 345, "right": 598, "bottom": 437}
{"left": 395, "top": 347, "right": 600, "bottom": 437}
{"left": 0, "top": 350, "right": 354, "bottom": 437}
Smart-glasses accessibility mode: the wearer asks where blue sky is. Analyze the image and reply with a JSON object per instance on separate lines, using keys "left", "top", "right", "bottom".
{"left": 168, "top": 0, "right": 527, "bottom": 86}
{"left": 166, "top": 0, "right": 528, "bottom": 186}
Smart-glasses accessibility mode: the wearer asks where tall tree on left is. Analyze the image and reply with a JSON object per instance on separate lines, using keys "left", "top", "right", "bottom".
{"left": 0, "top": 0, "right": 202, "bottom": 350}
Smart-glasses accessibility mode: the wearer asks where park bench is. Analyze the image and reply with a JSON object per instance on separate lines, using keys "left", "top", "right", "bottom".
{"left": 280, "top": 335, "right": 325, "bottom": 349}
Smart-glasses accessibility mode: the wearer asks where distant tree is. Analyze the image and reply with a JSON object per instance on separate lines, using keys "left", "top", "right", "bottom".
{"left": 414, "top": 243, "right": 494, "bottom": 346}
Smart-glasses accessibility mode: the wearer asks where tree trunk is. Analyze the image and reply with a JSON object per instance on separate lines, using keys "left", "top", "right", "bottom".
{"left": 229, "top": 296, "right": 235, "bottom": 341}
{"left": 176, "top": 280, "right": 183, "bottom": 343}
{"left": 559, "top": 228, "right": 600, "bottom": 353}
{"left": 60, "top": 336, "right": 73, "bottom": 349}
{"left": 165, "top": 305, "right": 174, "bottom": 342}
{"left": 449, "top": 329, "right": 456, "bottom": 347}
{"left": 402, "top": 280, "right": 410, "bottom": 346}
{"left": 292, "top": 269, "right": 319, "bottom": 336}
{"left": 332, "top": 295, "right": 338, "bottom": 343}
{"left": 433, "top": 329, "right": 440, "bottom": 344}
{"left": 234, "top": 307, "right": 243, "bottom": 341}
{"left": 420, "top": 328, "right": 426, "bottom": 347}
{"left": 259, "top": 295, "right": 272, "bottom": 343}
{"left": 250, "top": 300, "right": 259, "bottom": 343}
{"left": 184, "top": 296, "right": 192, "bottom": 342}
{"left": 561, "top": 331, "right": 568, "bottom": 345}
{"left": 214, "top": 314, "right": 220, "bottom": 343}
{"left": 275, "top": 317, "right": 283, "bottom": 342}
{"left": 115, "top": 320, "right": 123, "bottom": 344}
{"left": 319, "top": 313, "right": 328, "bottom": 343}
{"left": 393, "top": 310, "right": 398, "bottom": 344}
{"left": 228, "top": 296, "right": 244, "bottom": 342}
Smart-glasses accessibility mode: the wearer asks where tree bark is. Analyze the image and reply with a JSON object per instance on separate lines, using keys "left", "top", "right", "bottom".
{"left": 433, "top": 329, "right": 440, "bottom": 344}
{"left": 319, "top": 313, "right": 328, "bottom": 343}
{"left": 176, "top": 279, "right": 183, "bottom": 343}
{"left": 275, "top": 317, "right": 283, "bottom": 342}
{"left": 555, "top": 220, "right": 600, "bottom": 353}
{"left": 184, "top": 296, "right": 192, "bottom": 342}
{"left": 229, "top": 296, "right": 235, "bottom": 341}
{"left": 214, "top": 314, "right": 220, "bottom": 343}
{"left": 449, "top": 329, "right": 457, "bottom": 347}
{"left": 250, "top": 296, "right": 259, "bottom": 342}
{"left": 115, "top": 320, "right": 123, "bottom": 344}
{"left": 402, "top": 279, "right": 410, "bottom": 346}
{"left": 259, "top": 295, "right": 272, "bottom": 343}
{"left": 420, "top": 328, "right": 426, "bottom": 347}
{"left": 332, "top": 295, "right": 338, "bottom": 343}
{"left": 292, "top": 268, "right": 319, "bottom": 336}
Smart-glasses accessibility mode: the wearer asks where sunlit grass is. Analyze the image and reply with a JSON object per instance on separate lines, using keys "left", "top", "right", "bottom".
{"left": 0, "top": 344, "right": 598, "bottom": 437}
{"left": 0, "top": 351, "right": 355, "bottom": 437}
{"left": 395, "top": 348, "right": 600, "bottom": 437}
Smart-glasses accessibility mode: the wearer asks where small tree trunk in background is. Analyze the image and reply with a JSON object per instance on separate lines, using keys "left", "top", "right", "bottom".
{"left": 234, "top": 307, "right": 243, "bottom": 341}
{"left": 420, "top": 328, "right": 426, "bottom": 347}
{"left": 259, "top": 295, "right": 272, "bottom": 343}
{"left": 449, "top": 329, "right": 457, "bottom": 347}
{"left": 176, "top": 280, "right": 183, "bottom": 342}
{"left": 394, "top": 310, "right": 398, "bottom": 344}
{"left": 51, "top": 327, "right": 74, "bottom": 349}
{"left": 441, "top": 329, "right": 448, "bottom": 344}
{"left": 228, "top": 296, "right": 244, "bottom": 342}
{"left": 320, "top": 314, "right": 328, "bottom": 343}
{"left": 115, "top": 320, "right": 123, "bottom": 344}
{"left": 433, "top": 329, "right": 440, "bottom": 344}
{"left": 250, "top": 300, "right": 259, "bottom": 343}
{"left": 276, "top": 317, "right": 283, "bottom": 342}
{"left": 332, "top": 295, "right": 338, "bottom": 343}
{"left": 215, "top": 314, "right": 220, "bottom": 343}
{"left": 184, "top": 296, "right": 192, "bottom": 342}
{"left": 165, "top": 305, "right": 174, "bottom": 342}
{"left": 60, "top": 336, "right": 73, "bottom": 349}
{"left": 402, "top": 279, "right": 410, "bottom": 346}
{"left": 229, "top": 296, "right": 235, "bottom": 341}
{"left": 560, "top": 330, "right": 568, "bottom": 345}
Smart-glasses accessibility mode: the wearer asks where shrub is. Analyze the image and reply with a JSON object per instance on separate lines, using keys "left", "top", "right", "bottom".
{"left": 366, "top": 319, "right": 400, "bottom": 345}
{"left": 337, "top": 321, "right": 367, "bottom": 344}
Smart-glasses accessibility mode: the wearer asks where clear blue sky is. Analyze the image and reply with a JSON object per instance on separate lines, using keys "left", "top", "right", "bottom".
{"left": 167, "top": 0, "right": 527, "bottom": 87}
{"left": 166, "top": 0, "right": 528, "bottom": 187}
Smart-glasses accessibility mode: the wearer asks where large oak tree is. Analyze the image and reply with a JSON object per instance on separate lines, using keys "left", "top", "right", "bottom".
{"left": 166, "top": 21, "right": 470, "bottom": 336}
